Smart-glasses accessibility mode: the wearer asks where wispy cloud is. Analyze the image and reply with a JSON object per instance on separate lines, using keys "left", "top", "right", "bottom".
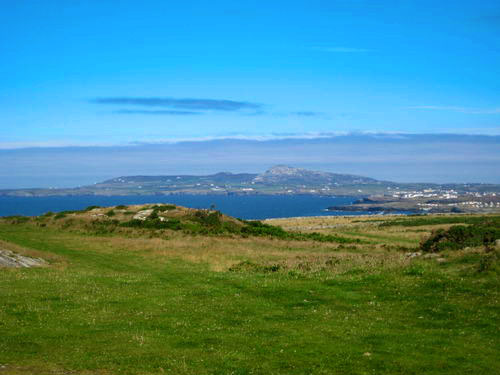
{"left": 91, "top": 97, "right": 262, "bottom": 112}
{"left": 409, "top": 106, "right": 500, "bottom": 114}
{"left": 114, "top": 109, "right": 201, "bottom": 116}
{"left": 313, "top": 47, "right": 371, "bottom": 53}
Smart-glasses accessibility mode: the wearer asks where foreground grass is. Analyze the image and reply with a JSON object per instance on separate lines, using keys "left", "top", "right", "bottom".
{"left": 0, "top": 212, "right": 499, "bottom": 374}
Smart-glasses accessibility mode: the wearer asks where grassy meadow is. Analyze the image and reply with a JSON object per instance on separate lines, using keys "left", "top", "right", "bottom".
{"left": 0, "top": 206, "right": 499, "bottom": 374}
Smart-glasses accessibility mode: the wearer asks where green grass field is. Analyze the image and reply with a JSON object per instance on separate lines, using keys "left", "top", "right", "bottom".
{"left": 0, "top": 207, "right": 499, "bottom": 374}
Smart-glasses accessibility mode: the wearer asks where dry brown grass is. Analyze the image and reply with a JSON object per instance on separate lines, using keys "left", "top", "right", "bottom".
{"left": 265, "top": 215, "right": 426, "bottom": 248}
{"left": 79, "top": 234, "right": 335, "bottom": 271}
{"left": 9, "top": 209, "right": 473, "bottom": 274}
{"left": 59, "top": 229, "right": 408, "bottom": 274}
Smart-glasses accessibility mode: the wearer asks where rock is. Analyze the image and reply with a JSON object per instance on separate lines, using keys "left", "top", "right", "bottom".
{"left": 0, "top": 250, "right": 46, "bottom": 268}
{"left": 406, "top": 252, "right": 422, "bottom": 258}
{"left": 436, "top": 258, "right": 447, "bottom": 263}
{"left": 495, "top": 239, "right": 500, "bottom": 249}
{"left": 133, "top": 209, "right": 154, "bottom": 221}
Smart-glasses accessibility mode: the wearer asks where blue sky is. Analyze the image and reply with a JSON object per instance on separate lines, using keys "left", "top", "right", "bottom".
{"left": 1, "top": 0, "right": 499, "bottom": 147}
{"left": 0, "top": 1, "right": 499, "bottom": 186}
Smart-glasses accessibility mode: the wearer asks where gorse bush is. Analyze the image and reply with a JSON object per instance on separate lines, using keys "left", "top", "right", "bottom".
{"left": 420, "top": 220, "right": 500, "bottom": 253}
{"left": 240, "top": 220, "right": 360, "bottom": 243}
{"left": 193, "top": 210, "right": 223, "bottom": 227}
{"left": 105, "top": 210, "right": 116, "bottom": 217}
{"left": 240, "top": 220, "right": 289, "bottom": 238}
{"left": 151, "top": 204, "right": 176, "bottom": 212}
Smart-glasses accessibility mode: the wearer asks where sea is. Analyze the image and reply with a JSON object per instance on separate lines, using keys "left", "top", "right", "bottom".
{"left": 0, "top": 194, "right": 386, "bottom": 220}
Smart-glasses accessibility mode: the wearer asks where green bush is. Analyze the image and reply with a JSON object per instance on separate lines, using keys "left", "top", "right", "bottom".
{"left": 105, "top": 210, "right": 116, "bottom": 217}
{"left": 151, "top": 204, "right": 176, "bottom": 212}
{"left": 241, "top": 220, "right": 289, "bottom": 238}
{"left": 420, "top": 221, "right": 500, "bottom": 253}
{"left": 193, "top": 210, "right": 223, "bottom": 227}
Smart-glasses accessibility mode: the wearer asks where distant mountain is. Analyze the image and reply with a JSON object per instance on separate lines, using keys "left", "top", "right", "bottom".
{"left": 2, "top": 165, "right": 500, "bottom": 197}
{"left": 101, "top": 165, "right": 380, "bottom": 188}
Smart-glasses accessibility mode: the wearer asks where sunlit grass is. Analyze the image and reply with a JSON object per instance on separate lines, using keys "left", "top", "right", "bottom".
{"left": 0, "top": 209, "right": 498, "bottom": 374}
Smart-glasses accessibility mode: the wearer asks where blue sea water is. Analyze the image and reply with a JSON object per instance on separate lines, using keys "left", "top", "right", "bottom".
{"left": 0, "top": 194, "right": 377, "bottom": 220}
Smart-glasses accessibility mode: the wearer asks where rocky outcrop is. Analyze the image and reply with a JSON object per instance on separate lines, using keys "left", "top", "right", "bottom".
{"left": 133, "top": 209, "right": 154, "bottom": 221}
{"left": 0, "top": 249, "right": 46, "bottom": 268}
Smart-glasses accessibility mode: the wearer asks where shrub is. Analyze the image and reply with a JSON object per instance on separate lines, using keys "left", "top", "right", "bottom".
{"left": 193, "top": 210, "right": 223, "bottom": 228}
{"left": 420, "top": 221, "right": 500, "bottom": 253}
{"left": 240, "top": 220, "right": 360, "bottom": 243}
{"left": 151, "top": 204, "right": 176, "bottom": 212}
{"left": 241, "top": 220, "right": 289, "bottom": 238}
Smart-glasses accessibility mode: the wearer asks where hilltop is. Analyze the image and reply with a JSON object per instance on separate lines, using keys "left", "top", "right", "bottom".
{"left": 3, "top": 203, "right": 360, "bottom": 244}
